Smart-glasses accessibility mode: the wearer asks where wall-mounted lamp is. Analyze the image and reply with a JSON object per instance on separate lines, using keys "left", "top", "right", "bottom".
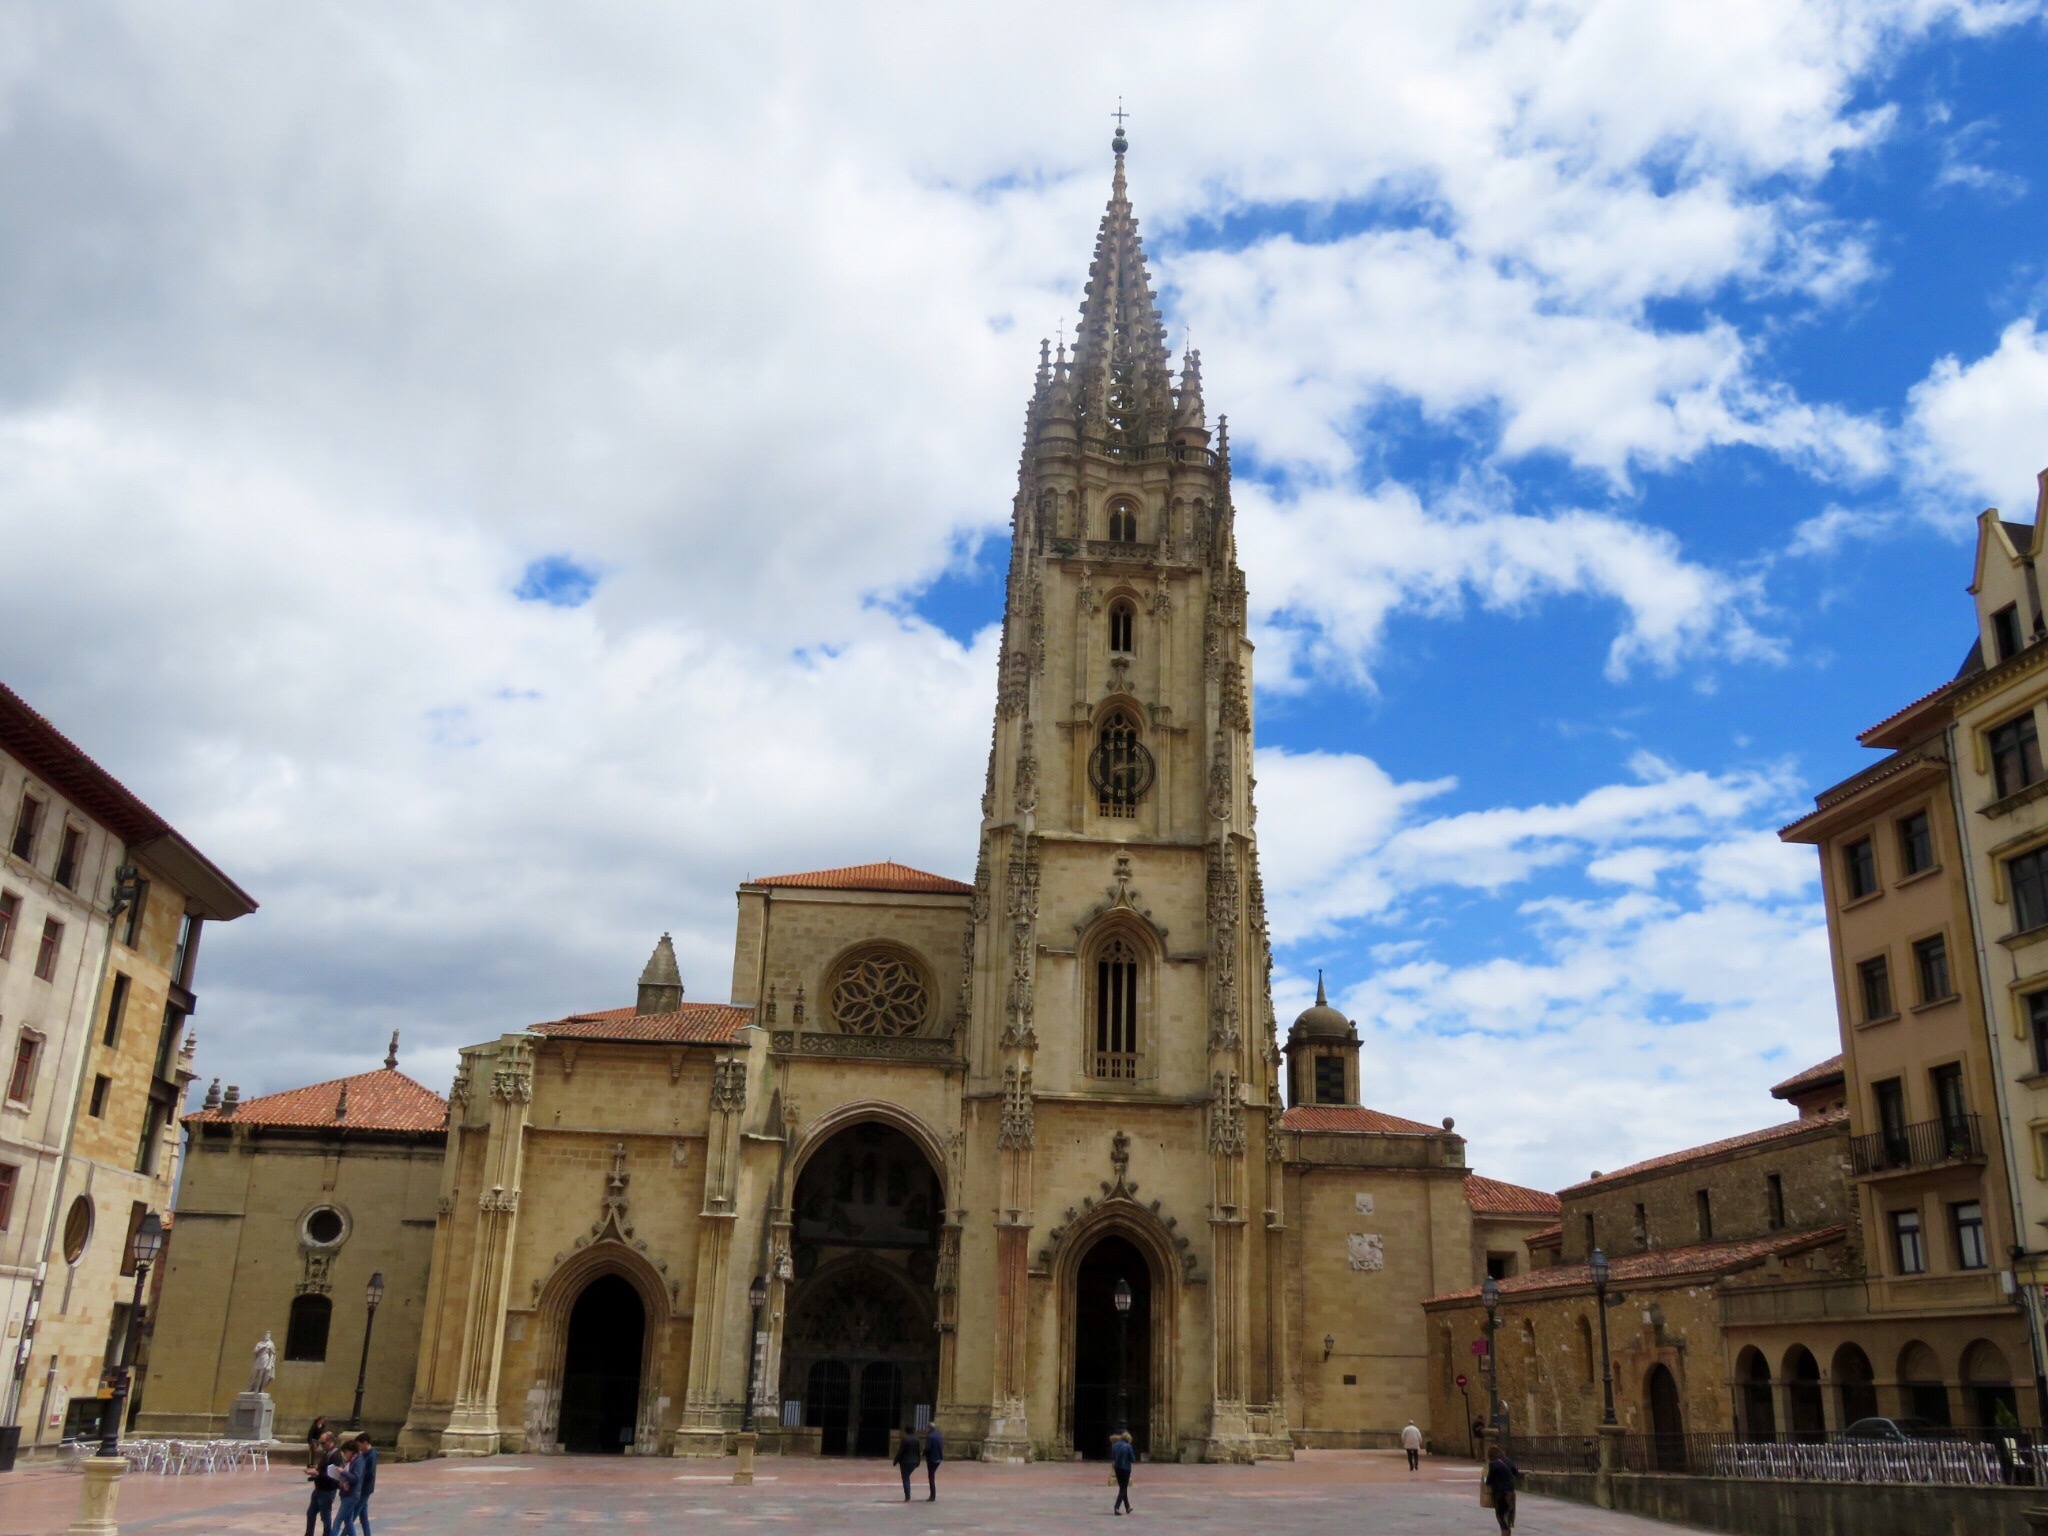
{"left": 1323, "top": 1333, "right": 1335, "bottom": 1361}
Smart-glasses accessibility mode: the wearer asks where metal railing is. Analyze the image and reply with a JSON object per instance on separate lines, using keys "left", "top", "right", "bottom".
{"left": 1093, "top": 1051, "right": 1138, "bottom": 1080}
{"left": 1850, "top": 1114, "right": 1982, "bottom": 1175}
{"left": 1509, "top": 1435, "right": 1599, "bottom": 1472}
{"left": 1611, "top": 1429, "right": 2039, "bottom": 1486}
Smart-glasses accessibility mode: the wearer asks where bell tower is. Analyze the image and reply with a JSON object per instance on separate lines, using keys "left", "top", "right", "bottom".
{"left": 962, "top": 124, "right": 1283, "bottom": 1463}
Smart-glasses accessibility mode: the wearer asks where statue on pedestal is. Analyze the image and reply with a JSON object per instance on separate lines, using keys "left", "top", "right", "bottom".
{"left": 229, "top": 1332, "right": 278, "bottom": 1441}
{"left": 246, "top": 1331, "right": 276, "bottom": 1395}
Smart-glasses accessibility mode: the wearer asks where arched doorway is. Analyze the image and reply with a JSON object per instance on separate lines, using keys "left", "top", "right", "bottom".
{"left": 781, "top": 1121, "right": 942, "bottom": 1456}
{"left": 1073, "top": 1235, "right": 1151, "bottom": 1460}
{"left": 1735, "top": 1347, "right": 1775, "bottom": 1441}
{"left": 1832, "top": 1343, "right": 1877, "bottom": 1426}
{"left": 1900, "top": 1341, "right": 1951, "bottom": 1427}
{"left": 1783, "top": 1345, "right": 1825, "bottom": 1441}
{"left": 1962, "top": 1340, "right": 2018, "bottom": 1428}
{"left": 1646, "top": 1364, "right": 1685, "bottom": 1470}
{"left": 559, "top": 1274, "right": 645, "bottom": 1453}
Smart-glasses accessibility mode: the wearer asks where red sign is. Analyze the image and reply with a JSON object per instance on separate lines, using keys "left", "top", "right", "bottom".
{"left": 1456, "top": 1374, "right": 1469, "bottom": 1389}
{"left": 1470, "top": 1339, "right": 1488, "bottom": 1356}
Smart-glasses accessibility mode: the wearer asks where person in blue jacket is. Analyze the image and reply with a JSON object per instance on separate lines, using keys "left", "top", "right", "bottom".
{"left": 1486, "top": 1446, "right": 1521, "bottom": 1533}
{"left": 1110, "top": 1430, "right": 1136, "bottom": 1515}
{"left": 894, "top": 1426, "right": 923, "bottom": 1502}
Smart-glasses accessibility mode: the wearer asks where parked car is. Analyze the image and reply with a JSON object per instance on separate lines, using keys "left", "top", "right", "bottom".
{"left": 1840, "top": 1417, "right": 1945, "bottom": 1442}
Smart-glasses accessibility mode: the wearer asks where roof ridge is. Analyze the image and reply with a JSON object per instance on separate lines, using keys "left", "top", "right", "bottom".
{"left": 1562, "top": 1109, "right": 1846, "bottom": 1193}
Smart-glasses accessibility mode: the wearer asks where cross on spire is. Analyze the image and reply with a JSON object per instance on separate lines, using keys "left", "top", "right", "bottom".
{"left": 1112, "top": 99, "right": 1129, "bottom": 129}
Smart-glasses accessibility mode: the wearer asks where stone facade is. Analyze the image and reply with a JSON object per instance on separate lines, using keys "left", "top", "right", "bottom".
{"left": 136, "top": 1050, "right": 446, "bottom": 1444}
{"left": 0, "top": 679, "right": 255, "bottom": 1454}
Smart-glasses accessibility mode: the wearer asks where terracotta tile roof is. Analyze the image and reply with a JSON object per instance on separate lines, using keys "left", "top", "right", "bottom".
{"left": 1424, "top": 1225, "right": 1848, "bottom": 1306}
{"left": 185, "top": 1068, "right": 446, "bottom": 1133}
{"left": 530, "top": 1003, "right": 752, "bottom": 1044}
{"left": 0, "top": 679, "right": 256, "bottom": 919}
{"left": 1559, "top": 1109, "right": 1846, "bottom": 1196}
{"left": 1465, "top": 1173, "right": 1562, "bottom": 1217}
{"left": 1527, "top": 1224, "right": 1563, "bottom": 1247}
{"left": 1857, "top": 676, "right": 1961, "bottom": 747}
{"left": 1281, "top": 1104, "right": 1444, "bottom": 1136}
{"left": 748, "top": 860, "right": 973, "bottom": 895}
{"left": 1771, "top": 1054, "right": 1845, "bottom": 1101}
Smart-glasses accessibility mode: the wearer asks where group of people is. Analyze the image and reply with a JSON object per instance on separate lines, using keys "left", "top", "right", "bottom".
{"left": 891, "top": 1421, "right": 944, "bottom": 1500}
{"left": 303, "top": 1416, "right": 379, "bottom": 1536}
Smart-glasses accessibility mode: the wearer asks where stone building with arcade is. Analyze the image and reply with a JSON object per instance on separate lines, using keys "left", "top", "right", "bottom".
{"left": 151, "top": 134, "right": 1553, "bottom": 1464}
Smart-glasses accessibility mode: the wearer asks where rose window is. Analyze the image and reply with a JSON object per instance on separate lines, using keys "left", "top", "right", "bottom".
{"left": 830, "top": 950, "right": 930, "bottom": 1037}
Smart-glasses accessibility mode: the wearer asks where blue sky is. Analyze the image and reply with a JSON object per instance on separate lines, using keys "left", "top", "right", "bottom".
{"left": 4, "top": 4, "right": 2048, "bottom": 1189}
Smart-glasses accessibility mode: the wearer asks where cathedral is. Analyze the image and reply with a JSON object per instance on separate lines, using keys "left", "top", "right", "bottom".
{"left": 147, "top": 132, "right": 1556, "bottom": 1465}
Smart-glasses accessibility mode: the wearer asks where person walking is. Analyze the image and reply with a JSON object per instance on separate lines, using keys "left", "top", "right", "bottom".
{"left": 304, "top": 1431, "right": 341, "bottom": 1536}
{"left": 1485, "top": 1446, "right": 1521, "bottom": 1534}
{"left": 894, "top": 1425, "right": 923, "bottom": 1502}
{"left": 1110, "top": 1430, "right": 1135, "bottom": 1515}
{"left": 922, "top": 1419, "right": 944, "bottom": 1501}
{"left": 337, "top": 1434, "right": 378, "bottom": 1536}
{"left": 1400, "top": 1419, "right": 1422, "bottom": 1471}
{"left": 330, "top": 1444, "right": 359, "bottom": 1536}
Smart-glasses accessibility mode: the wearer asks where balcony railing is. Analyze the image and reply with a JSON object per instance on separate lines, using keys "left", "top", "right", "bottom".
{"left": 1850, "top": 1114, "right": 1982, "bottom": 1176}
{"left": 1093, "top": 1051, "right": 1138, "bottom": 1080}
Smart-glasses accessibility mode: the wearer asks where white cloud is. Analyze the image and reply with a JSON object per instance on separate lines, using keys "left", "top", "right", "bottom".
{"left": 1906, "top": 318, "right": 2048, "bottom": 519}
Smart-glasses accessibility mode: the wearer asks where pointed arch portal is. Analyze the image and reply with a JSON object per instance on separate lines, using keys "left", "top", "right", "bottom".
{"left": 559, "top": 1274, "right": 645, "bottom": 1453}
{"left": 1072, "top": 1234, "right": 1153, "bottom": 1460}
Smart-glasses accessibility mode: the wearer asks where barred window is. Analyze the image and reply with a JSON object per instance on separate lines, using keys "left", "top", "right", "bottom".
{"left": 1107, "top": 500, "right": 1138, "bottom": 542}
{"left": 1090, "top": 709, "right": 1153, "bottom": 819}
{"left": 1093, "top": 935, "right": 1139, "bottom": 1079}
{"left": 1108, "top": 599, "right": 1135, "bottom": 655}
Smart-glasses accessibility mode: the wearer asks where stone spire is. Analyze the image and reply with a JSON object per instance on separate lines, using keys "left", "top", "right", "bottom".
{"left": 385, "top": 1030, "right": 400, "bottom": 1071}
{"left": 637, "top": 932, "right": 684, "bottom": 1016}
{"left": 1068, "top": 124, "right": 1174, "bottom": 445}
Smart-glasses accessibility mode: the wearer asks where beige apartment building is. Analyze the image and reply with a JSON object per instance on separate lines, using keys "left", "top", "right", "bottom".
{"left": 1781, "top": 646, "right": 2035, "bottom": 1424}
{"left": 0, "top": 680, "right": 255, "bottom": 1457}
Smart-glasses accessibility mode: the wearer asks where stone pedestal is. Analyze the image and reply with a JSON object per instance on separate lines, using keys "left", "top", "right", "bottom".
{"left": 733, "top": 1430, "right": 756, "bottom": 1486}
{"left": 66, "top": 1456, "right": 125, "bottom": 1536}
{"left": 227, "top": 1392, "right": 274, "bottom": 1442}
{"left": 1595, "top": 1422, "right": 1624, "bottom": 1510}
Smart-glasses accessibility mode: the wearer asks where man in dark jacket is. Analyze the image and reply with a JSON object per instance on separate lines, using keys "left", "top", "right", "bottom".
{"left": 1110, "top": 1431, "right": 1136, "bottom": 1515}
{"left": 338, "top": 1434, "right": 378, "bottom": 1535}
{"left": 923, "top": 1421, "right": 944, "bottom": 1501}
{"left": 894, "top": 1427, "right": 922, "bottom": 1501}
{"left": 304, "top": 1432, "right": 340, "bottom": 1536}
{"left": 1485, "top": 1447, "right": 1520, "bottom": 1533}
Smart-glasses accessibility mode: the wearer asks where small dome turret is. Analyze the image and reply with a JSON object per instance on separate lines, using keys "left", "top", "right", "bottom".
{"left": 1290, "top": 971, "right": 1351, "bottom": 1041}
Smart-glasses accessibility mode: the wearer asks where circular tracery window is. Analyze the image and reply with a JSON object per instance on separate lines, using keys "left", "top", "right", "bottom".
{"left": 830, "top": 949, "right": 930, "bottom": 1037}
{"left": 302, "top": 1206, "right": 347, "bottom": 1247}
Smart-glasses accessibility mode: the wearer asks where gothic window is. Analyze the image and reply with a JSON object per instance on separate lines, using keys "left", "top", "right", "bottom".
{"left": 1313, "top": 1054, "right": 1346, "bottom": 1105}
{"left": 285, "top": 1294, "right": 332, "bottom": 1362}
{"left": 1093, "top": 935, "right": 1140, "bottom": 1078}
{"left": 1108, "top": 599, "right": 1135, "bottom": 655}
{"left": 1107, "top": 499, "right": 1138, "bottom": 543}
{"left": 1089, "top": 708, "right": 1153, "bottom": 819}
{"left": 828, "top": 947, "right": 931, "bottom": 1036}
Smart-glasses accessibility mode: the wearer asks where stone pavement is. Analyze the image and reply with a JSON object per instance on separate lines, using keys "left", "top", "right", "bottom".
{"left": 0, "top": 1449, "right": 1709, "bottom": 1535}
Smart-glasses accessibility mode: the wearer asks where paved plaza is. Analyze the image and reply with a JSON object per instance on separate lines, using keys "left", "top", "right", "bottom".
{"left": 0, "top": 1450, "right": 1708, "bottom": 1535}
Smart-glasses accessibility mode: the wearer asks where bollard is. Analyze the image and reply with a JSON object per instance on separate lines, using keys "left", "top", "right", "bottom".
{"left": 733, "top": 1429, "right": 757, "bottom": 1486}
{"left": 67, "top": 1456, "right": 127, "bottom": 1536}
{"left": 1595, "top": 1423, "right": 1624, "bottom": 1511}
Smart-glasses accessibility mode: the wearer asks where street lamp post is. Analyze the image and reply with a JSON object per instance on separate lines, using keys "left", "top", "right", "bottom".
{"left": 350, "top": 1271, "right": 385, "bottom": 1430}
{"left": 1481, "top": 1275, "right": 1503, "bottom": 1456}
{"left": 99, "top": 1212, "right": 164, "bottom": 1456}
{"left": 1113, "top": 1278, "right": 1133, "bottom": 1437}
{"left": 735, "top": 1274, "right": 767, "bottom": 1487}
{"left": 1590, "top": 1248, "right": 1617, "bottom": 1426}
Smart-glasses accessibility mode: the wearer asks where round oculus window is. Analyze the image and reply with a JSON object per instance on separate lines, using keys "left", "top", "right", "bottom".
{"left": 829, "top": 949, "right": 930, "bottom": 1037}
{"left": 302, "top": 1207, "right": 346, "bottom": 1247}
{"left": 62, "top": 1195, "right": 93, "bottom": 1264}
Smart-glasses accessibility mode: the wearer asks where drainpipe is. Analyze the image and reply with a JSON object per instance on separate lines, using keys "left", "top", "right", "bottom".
{"left": 3, "top": 863, "right": 139, "bottom": 1440}
{"left": 1948, "top": 725, "right": 2048, "bottom": 1425}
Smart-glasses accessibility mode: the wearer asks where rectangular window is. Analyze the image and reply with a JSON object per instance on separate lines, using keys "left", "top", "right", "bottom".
{"left": 119, "top": 1201, "right": 149, "bottom": 1278}
{"left": 6, "top": 1032, "right": 36, "bottom": 1104}
{"left": 2015, "top": 846, "right": 2048, "bottom": 934}
{"left": 1875, "top": 1078, "right": 1908, "bottom": 1163}
{"left": 1582, "top": 1213, "right": 1595, "bottom": 1255}
{"left": 135, "top": 1095, "right": 168, "bottom": 1176}
{"left": 52, "top": 826, "right": 82, "bottom": 890}
{"left": 1695, "top": 1189, "right": 1713, "bottom": 1242}
{"left": 1892, "top": 1209, "right": 1926, "bottom": 1274}
{"left": 1632, "top": 1203, "right": 1648, "bottom": 1251}
{"left": 171, "top": 913, "right": 199, "bottom": 988}
{"left": 1899, "top": 811, "right": 1934, "bottom": 875}
{"left": 1932, "top": 1063, "right": 1969, "bottom": 1141}
{"left": 103, "top": 973, "right": 129, "bottom": 1049}
{"left": 2032, "top": 993, "right": 2048, "bottom": 1076}
{"left": 1995, "top": 602, "right": 2025, "bottom": 662}
{"left": 88, "top": 1074, "right": 110, "bottom": 1118}
{"left": 1313, "top": 1054, "right": 1346, "bottom": 1105}
{"left": 1993, "top": 712, "right": 2046, "bottom": 797}
{"left": 1486, "top": 1252, "right": 1514, "bottom": 1280}
{"left": 121, "top": 879, "right": 148, "bottom": 949}
{"left": 152, "top": 1006, "right": 184, "bottom": 1082}
{"left": 33, "top": 917, "right": 61, "bottom": 981}
{"left": 1858, "top": 955, "right": 1894, "bottom": 1021}
{"left": 1953, "top": 1202, "right": 1988, "bottom": 1271}
{"left": 8, "top": 793, "right": 42, "bottom": 863}
{"left": 1913, "top": 935, "right": 1951, "bottom": 1004}
{"left": 0, "top": 1162, "right": 15, "bottom": 1231}
{"left": 0, "top": 890, "right": 16, "bottom": 959}
{"left": 1766, "top": 1173, "right": 1786, "bottom": 1230}
{"left": 1843, "top": 837, "right": 1879, "bottom": 899}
